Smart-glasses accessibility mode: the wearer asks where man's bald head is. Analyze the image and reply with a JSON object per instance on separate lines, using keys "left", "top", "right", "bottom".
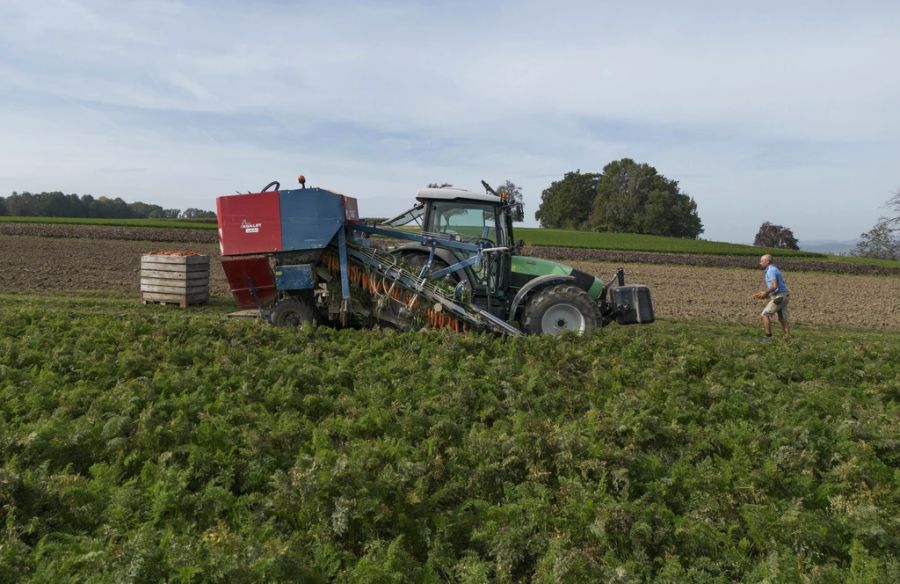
{"left": 759, "top": 254, "right": 773, "bottom": 268}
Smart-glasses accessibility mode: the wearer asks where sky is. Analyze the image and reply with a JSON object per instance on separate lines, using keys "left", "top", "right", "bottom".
{"left": 1, "top": 0, "right": 898, "bottom": 244}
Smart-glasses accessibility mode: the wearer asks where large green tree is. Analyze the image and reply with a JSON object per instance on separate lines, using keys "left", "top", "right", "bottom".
{"left": 534, "top": 171, "right": 598, "bottom": 229}
{"left": 535, "top": 160, "right": 703, "bottom": 237}
{"left": 754, "top": 222, "right": 799, "bottom": 249}
{"left": 590, "top": 158, "right": 703, "bottom": 238}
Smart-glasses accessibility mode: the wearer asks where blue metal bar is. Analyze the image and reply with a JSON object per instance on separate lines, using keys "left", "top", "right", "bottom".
{"left": 420, "top": 245, "right": 437, "bottom": 279}
{"left": 352, "top": 223, "right": 483, "bottom": 254}
{"left": 337, "top": 227, "right": 350, "bottom": 301}
{"left": 430, "top": 255, "right": 480, "bottom": 279}
{"left": 352, "top": 223, "right": 492, "bottom": 283}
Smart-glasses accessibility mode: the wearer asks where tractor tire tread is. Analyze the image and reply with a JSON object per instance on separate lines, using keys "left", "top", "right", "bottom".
{"left": 270, "top": 298, "right": 318, "bottom": 327}
{"left": 522, "top": 283, "right": 599, "bottom": 335}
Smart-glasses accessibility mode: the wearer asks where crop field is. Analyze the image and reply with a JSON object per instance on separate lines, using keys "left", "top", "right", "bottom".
{"left": 0, "top": 227, "right": 898, "bottom": 581}
{"left": 0, "top": 295, "right": 897, "bottom": 582}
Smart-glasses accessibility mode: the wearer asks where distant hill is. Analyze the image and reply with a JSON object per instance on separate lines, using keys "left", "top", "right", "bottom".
{"left": 799, "top": 239, "right": 859, "bottom": 255}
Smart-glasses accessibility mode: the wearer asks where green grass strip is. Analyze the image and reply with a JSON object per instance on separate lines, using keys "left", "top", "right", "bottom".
{"left": 517, "top": 228, "right": 825, "bottom": 257}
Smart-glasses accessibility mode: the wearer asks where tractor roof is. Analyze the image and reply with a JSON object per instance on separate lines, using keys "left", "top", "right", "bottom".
{"left": 416, "top": 187, "right": 501, "bottom": 204}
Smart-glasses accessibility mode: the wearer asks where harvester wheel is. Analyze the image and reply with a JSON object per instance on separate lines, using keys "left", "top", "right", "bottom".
{"left": 522, "top": 284, "right": 598, "bottom": 335}
{"left": 270, "top": 298, "right": 318, "bottom": 327}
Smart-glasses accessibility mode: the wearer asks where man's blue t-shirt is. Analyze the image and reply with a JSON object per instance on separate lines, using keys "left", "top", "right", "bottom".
{"left": 765, "top": 265, "right": 789, "bottom": 293}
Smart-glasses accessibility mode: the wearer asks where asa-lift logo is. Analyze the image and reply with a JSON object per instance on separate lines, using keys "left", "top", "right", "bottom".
{"left": 240, "top": 219, "right": 262, "bottom": 234}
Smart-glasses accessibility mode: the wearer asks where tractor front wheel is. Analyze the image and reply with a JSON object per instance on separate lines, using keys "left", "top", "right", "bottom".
{"left": 270, "top": 298, "right": 318, "bottom": 327}
{"left": 522, "top": 284, "right": 598, "bottom": 335}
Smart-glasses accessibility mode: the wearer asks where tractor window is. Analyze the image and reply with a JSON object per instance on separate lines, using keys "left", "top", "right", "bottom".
{"left": 428, "top": 202, "right": 500, "bottom": 244}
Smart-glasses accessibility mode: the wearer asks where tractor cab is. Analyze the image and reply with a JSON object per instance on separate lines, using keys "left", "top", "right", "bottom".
{"left": 417, "top": 186, "right": 523, "bottom": 249}
{"left": 386, "top": 186, "right": 521, "bottom": 248}
{"left": 385, "top": 186, "right": 521, "bottom": 302}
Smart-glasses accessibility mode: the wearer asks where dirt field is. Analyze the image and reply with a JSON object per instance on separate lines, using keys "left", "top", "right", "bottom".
{"left": 0, "top": 235, "right": 231, "bottom": 296}
{"left": 1, "top": 234, "right": 898, "bottom": 329}
{"left": 568, "top": 260, "right": 900, "bottom": 329}
{"left": 4, "top": 222, "right": 899, "bottom": 276}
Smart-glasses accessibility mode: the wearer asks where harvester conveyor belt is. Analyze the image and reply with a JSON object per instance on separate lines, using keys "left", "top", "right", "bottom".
{"left": 345, "top": 242, "right": 522, "bottom": 336}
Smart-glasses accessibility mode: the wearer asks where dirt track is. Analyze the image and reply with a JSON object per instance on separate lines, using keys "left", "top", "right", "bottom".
{"left": 2, "top": 233, "right": 898, "bottom": 329}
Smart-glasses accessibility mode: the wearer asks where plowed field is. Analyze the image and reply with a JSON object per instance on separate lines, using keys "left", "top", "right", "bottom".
{"left": 567, "top": 260, "right": 900, "bottom": 329}
{"left": 0, "top": 235, "right": 230, "bottom": 296}
{"left": 2, "top": 233, "right": 898, "bottom": 329}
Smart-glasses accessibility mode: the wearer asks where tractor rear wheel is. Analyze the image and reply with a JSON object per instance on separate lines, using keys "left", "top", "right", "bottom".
{"left": 270, "top": 298, "right": 318, "bottom": 327}
{"left": 522, "top": 284, "right": 598, "bottom": 335}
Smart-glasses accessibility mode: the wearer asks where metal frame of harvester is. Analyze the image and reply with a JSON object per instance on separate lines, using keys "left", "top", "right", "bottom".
{"left": 217, "top": 180, "right": 654, "bottom": 335}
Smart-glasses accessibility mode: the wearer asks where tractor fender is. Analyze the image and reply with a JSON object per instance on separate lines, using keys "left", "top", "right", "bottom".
{"left": 390, "top": 244, "right": 475, "bottom": 289}
{"left": 509, "top": 275, "right": 576, "bottom": 320}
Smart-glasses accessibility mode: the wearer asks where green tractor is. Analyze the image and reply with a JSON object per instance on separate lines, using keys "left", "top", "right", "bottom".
{"left": 382, "top": 182, "right": 654, "bottom": 334}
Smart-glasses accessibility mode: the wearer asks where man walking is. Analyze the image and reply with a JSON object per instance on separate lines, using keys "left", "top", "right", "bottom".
{"left": 753, "top": 254, "right": 790, "bottom": 338}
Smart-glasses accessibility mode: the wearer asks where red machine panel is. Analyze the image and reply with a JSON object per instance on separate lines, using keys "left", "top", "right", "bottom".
{"left": 221, "top": 255, "right": 278, "bottom": 309}
{"left": 217, "top": 191, "right": 283, "bottom": 256}
{"left": 342, "top": 196, "right": 359, "bottom": 222}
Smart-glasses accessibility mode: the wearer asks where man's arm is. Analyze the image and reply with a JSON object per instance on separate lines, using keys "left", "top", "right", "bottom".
{"left": 753, "top": 280, "right": 778, "bottom": 300}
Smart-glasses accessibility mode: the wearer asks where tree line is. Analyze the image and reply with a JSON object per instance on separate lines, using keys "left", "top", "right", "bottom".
{"left": 0, "top": 191, "right": 216, "bottom": 220}
{"left": 535, "top": 158, "right": 704, "bottom": 238}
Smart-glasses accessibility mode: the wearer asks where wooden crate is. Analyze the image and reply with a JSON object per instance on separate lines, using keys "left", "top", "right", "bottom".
{"left": 140, "top": 254, "right": 210, "bottom": 308}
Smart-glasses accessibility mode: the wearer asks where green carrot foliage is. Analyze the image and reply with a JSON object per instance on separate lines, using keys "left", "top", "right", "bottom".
{"left": 1, "top": 297, "right": 897, "bottom": 582}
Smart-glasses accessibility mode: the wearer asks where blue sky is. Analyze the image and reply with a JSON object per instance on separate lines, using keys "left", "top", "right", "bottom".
{"left": 1, "top": 0, "right": 898, "bottom": 243}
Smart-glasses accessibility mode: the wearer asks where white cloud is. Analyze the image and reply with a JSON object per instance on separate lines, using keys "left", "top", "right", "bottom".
{"left": 1, "top": 0, "right": 898, "bottom": 241}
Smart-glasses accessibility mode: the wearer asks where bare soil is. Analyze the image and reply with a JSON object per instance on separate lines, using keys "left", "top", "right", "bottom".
{"left": 2, "top": 232, "right": 898, "bottom": 329}
{"left": 0, "top": 235, "right": 231, "bottom": 296}
{"left": 568, "top": 260, "right": 900, "bottom": 330}
{"left": 0, "top": 223, "right": 218, "bottom": 244}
